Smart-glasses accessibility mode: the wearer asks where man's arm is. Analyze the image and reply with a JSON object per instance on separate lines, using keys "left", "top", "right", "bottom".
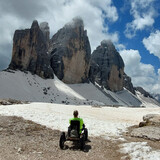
{"left": 69, "top": 118, "right": 72, "bottom": 124}
{"left": 80, "top": 118, "right": 83, "bottom": 130}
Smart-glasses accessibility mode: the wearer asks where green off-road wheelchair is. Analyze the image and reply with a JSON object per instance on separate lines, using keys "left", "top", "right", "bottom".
{"left": 59, "top": 120, "right": 88, "bottom": 150}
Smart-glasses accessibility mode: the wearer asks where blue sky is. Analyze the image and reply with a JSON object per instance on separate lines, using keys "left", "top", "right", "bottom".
{"left": 0, "top": 0, "right": 160, "bottom": 94}
{"left": 111, "top": 0, "right": 160, "bottom": 72}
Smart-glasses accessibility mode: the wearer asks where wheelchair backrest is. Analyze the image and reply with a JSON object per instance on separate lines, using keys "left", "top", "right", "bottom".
{"left": 70, "top": 120, "right": 80, "bottom": 134}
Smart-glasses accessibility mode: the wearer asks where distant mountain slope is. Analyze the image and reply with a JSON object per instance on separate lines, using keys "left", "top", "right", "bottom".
{"left": 152, "top": 93, "right": 160, "bottom": 103}
{"left": 1, "top": 70, "right": 159, "bottom": 107}
{"left": 0, "top": 70, "right": 92, "bottom": 105}
{"left": 136, "top": 91, "right": 160, "bottom": 107}
{"left": 69, "top": 83, "right": 142, "bottom": 107}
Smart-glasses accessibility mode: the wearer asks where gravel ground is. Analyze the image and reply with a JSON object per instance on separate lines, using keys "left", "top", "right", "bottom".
{"left": 0, "top": 116, "right": 160, "bottom": 160}
{"left": 0, "top": 116, "right": 126, "bottom": 160}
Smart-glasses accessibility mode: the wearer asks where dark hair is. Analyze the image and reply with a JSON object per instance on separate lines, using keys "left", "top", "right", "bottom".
{"left": 73, "top": 110, "right": 78, "bottom": 117}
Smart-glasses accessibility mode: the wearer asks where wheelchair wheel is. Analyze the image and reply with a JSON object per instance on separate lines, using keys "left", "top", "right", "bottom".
{"left": 84, "top": 128, "right": 88, "bottom": 141}
{"left": 59, "top": 132, "right": 66, "bottom": 149}
{"left": 80, "top": 134, "right": 85, "bottom": 150}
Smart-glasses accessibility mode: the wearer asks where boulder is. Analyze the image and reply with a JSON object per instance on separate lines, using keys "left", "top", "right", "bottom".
{"left": 9, "top": 20, "right": 53, "bottom": 79}
{"left": 130, "top": 126, "right": 160, "bottom": 141}
{"left": 143, "top": 114, "right": 160, "bottom": 126}
{"left": 89, "top": 40, "right": 124, "bottom": 92}
{"left": 49, "top": 17, "right": 91, "bottom": 83}
{"left": 130, "top": 114, "right": 160, "bottom": 141}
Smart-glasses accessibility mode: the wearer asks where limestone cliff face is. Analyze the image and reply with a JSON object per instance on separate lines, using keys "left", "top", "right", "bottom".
{"left": 123, "top": 73, "right": 135, "bottom": 94}
{"left": 89, "top": 40, "right": 124, "bottom": 92}
{"left": 135, "top": 87, "right": 153, "bottom": 98}
{"left": 49, "top": 18, "right": 91, "bottom": 83}
{"left": 39, "top": 22, "right": 50, "bottom": 47}
{"left": 9, "top": 20, "right": 53, "bottom": 79}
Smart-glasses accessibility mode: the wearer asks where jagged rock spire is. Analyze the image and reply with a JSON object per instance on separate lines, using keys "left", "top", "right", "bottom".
{"left": 49, "top": 17, "right": 91, "bottom": 83}
{"left": 9, "top": 20, "right": 53, "bottom": 79}
{"left": 89, "top": 40, "right": 124, "bottom": 92}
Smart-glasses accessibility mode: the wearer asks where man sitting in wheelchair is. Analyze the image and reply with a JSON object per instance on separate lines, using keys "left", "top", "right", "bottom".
{"left": 68, "top": 110, "right": 88, "bottom": 141}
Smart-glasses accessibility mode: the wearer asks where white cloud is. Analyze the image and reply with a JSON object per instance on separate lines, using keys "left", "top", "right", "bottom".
{"left": 120, "top": 49, "right": 160, "bottom": 93}
{"left": 153, "top": 69, "right": 160, "bottom": 93}
{"left": 158, "top": 69, "right": 160, "bottom": 75}
{"left": 143, "top": 30, "right": 160, "bottom": 59}
{"left": 116, "top": 44, "right": 126, "bottom": 51}
{"left": 89, "top": 0, "right": 118, "bottom": 22}
{"left": 39, "top": 0, "right": 119, "bottom": 50}
{"left": 125, "top": 0, "right": 156, "bottom": 38}
{"left": 0, "top": 0, "right": 119, "bottom": 70}
{"left": 0, "top": 15, "right": 27, "bottom": 45}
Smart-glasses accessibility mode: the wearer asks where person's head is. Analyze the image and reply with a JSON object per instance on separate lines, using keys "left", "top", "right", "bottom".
{"left": 73, "top": 110, "right": 78, "bottom": 118}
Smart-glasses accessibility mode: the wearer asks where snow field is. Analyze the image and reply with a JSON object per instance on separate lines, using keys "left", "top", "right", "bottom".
{"left": 0, "top": 103, "right": 160, "bottom": 159}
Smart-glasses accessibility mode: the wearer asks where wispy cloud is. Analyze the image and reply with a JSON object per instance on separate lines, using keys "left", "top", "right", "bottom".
{"left": 39, "top": 0, "right": 119, "bottom": 50}
{"left": 119, "top": 49, "right": 160, "bottom": 93}
{"left": 143, "top": 30, "right": 160, "bottom": 59}
{"left": 124, "top": 0, "right": 156, "bottom": 38}
{"left": 0, "top": 0, "right": 118, "bottom": 70}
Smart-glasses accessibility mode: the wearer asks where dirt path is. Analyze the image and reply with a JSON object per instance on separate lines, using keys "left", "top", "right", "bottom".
{"left": 0, "top": 115, "right": 127, "bottom": 160}
{"left": 0, "top": 116, "right": 160, "bottom": 160}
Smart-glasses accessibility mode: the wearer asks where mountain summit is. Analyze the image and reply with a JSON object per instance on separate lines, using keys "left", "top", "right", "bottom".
{"left": 5, "top": 18, "right": 160, "bottom": 107}
{"left": 49, "top": 17, "right": 91, "bottom": 83}
{"left": 9, "top": 20, "right": 53, "bottom": 79}
{"left": 89, "top": 40, "right": 124, "bottom": 92}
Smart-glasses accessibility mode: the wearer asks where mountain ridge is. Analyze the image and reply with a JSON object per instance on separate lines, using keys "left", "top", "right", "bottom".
{"left": 2, "top": 18, "right": 159, "bottom": 107}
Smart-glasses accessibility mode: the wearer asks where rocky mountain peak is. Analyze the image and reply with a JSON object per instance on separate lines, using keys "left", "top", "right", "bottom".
{"left": 89, "top": 40, "right": 124, "bottom": 92}
{"left": 65, "top": 17, "right": 84, "bottom": 29}
{"left": 9, "top": 20, "right": 53, "bottom": 79}
{"left": 31, "top": 20, "right": 39, "bottom": 29}
{"left": 8, "top": 18, "right": 136, "bottom": 93}
{"left": 101, "top": 40, "right": 114, "bottom": 47}
{"left": 49, "top": 17, "right": 91, "bottom": 83}
{"left": 40, "top": 22, "right": 49, "bottom": 32}
{"left": 40, "top": 22, "right": 50, "bottom": 46}
{"left": 135, "top": 87, "right": 153, "bottom": 98}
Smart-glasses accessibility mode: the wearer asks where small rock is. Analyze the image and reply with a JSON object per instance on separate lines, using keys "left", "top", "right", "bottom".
{"left": 139, "top": 121, "right": 147, "bottom": 127}
{"left": 17, "top": 148, "right": 22, "bottom": 153}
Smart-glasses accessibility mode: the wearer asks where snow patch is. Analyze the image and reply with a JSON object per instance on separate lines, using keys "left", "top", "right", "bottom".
{"left": 0, "top": 70, "right": 148, "bottom": 107}
{"left": 120, "top": 142, "right": 160, "bottom": 160}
